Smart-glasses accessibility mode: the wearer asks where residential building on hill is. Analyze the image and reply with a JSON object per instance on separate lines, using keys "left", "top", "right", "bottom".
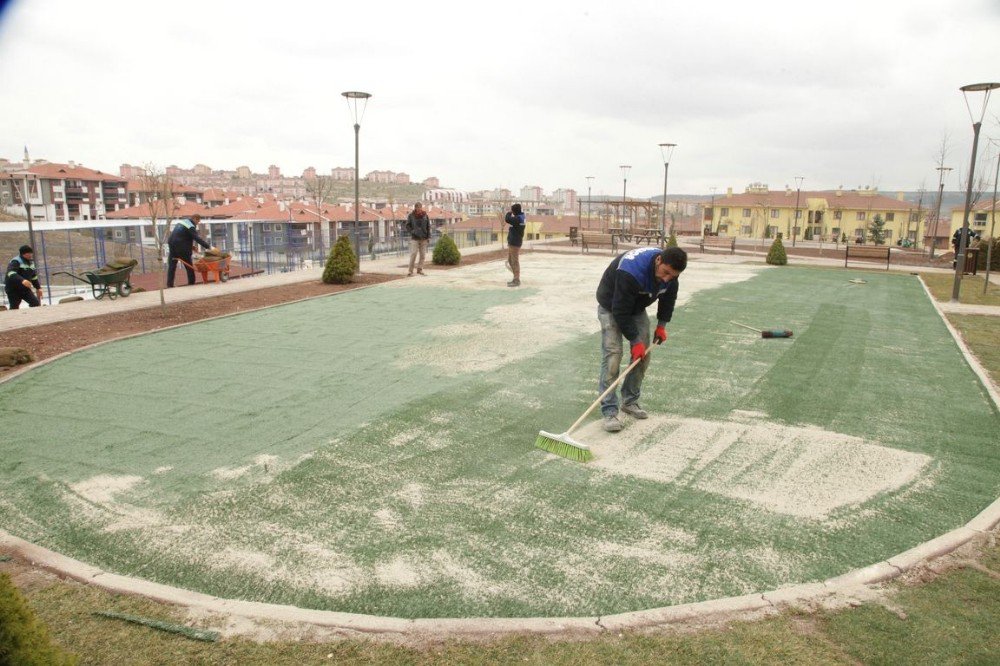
{"left": 0, "top": 162, "right": 127, "bottom": 222}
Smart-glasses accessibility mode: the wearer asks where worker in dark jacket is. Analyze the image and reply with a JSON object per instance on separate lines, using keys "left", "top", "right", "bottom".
{"left": 595, "top": 246, "right": 687, "bottom": 432}
{"left": 504, "top": 203, "right": 526, "bottom": 287}
{"left": 5, "top": 245, "right": 43, "bottom": 309}
{"left": 167, "top": 214, "right": 215, "bottom": 287}
{"left": 951, "top": 227, "right": 980, "bottom": 269}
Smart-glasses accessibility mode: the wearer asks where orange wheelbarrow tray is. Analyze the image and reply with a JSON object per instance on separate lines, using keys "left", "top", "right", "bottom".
{"left": 177, "top": 255, "right": 232, "bottom": 283}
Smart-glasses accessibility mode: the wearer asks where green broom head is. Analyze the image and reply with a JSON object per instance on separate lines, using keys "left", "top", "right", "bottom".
{"left": 535, "top": 430, "right": 593, "bottom": 463}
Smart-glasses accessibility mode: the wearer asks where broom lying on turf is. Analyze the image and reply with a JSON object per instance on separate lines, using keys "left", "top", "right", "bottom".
{"left": 730, "top": 321, "right": 793, "bottom": 338}
{"left": 535, "top": 341, "right": 661, "bottom": 463}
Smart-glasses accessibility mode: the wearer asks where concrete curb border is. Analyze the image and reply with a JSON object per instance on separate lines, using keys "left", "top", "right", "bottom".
{"left": 1, "top": 271, "right": 998, "bottom": 639}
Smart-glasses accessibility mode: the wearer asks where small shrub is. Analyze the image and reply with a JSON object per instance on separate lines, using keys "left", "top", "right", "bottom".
{"left": 975, "top": 236, "right": 999, "bottom": 271}
{"left": 766, "top": 234, "right": 788, "bottom": 265}
{"left": 665, "top": 233, "right": 678, "bottom": 248}
{"left": 322, "top": 235, "right": 358, "bottom": 284}
{"left": 432, "top": 234, "right": 461, "bottom": 265}
{"left": 0, "top": 573, "right": 77, "bottom": 665}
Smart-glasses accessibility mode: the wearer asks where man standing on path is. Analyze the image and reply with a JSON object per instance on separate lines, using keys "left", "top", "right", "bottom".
{"left": 167, "top": 214, "right": 215, "bottom": 288}
{"left": 504, "top": 203, "right": 526, "bottom": 287}
{"left": 406, "top": 202, "right": 431, "bottom": 276}
{"left": 4, "top": 245, "right": 43, "bottom": 308}
{"left": 595, "top": 246, "right": 687, "bottom": 432}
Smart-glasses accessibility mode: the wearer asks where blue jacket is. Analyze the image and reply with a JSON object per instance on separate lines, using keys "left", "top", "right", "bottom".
{"left": 5, "top": 255, "right": 40, "bottom": 292}
{"left": 505, "top": 212, "right": 526, "bottom": 246}
{"left": 168, "top": 219, "right": 211, "bottom": 252}
{"left": 595, "top": 248, "right": 679, "bottom": 343}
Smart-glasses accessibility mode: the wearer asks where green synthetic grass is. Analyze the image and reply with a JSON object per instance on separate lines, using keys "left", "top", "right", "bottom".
{"left": 0, "top": 265, "right": 997, "bottom": 619}
{"left": 948, "top": 314, "right": 1000, "bottom": 386}
{"left": 93, "top": 611, "right": 220, "bottom": 642}
{"left": 920, "top": 272, "right": 1000, "bottom": 306}
{"left": 10, "top": 534, "right": 1000, "bottom": 665}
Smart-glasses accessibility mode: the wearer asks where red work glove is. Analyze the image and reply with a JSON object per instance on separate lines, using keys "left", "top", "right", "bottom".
{"left": 654, "top": 325, "right": 667, "bottom": 344}
{"left": 630, "top": 341, "right": 647, "bottom": 362}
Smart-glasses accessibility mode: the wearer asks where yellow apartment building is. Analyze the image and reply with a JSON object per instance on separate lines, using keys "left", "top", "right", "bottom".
{"left": 947, "top": 198, "right": 999, "bottom": 240}
{"left": 703, "top": 184, "right": 925, "bottom": 244}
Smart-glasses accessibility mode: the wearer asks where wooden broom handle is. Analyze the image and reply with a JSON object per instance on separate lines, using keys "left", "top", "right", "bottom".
{"left": 566, "top": 341, "right": 660, "bottom": 435}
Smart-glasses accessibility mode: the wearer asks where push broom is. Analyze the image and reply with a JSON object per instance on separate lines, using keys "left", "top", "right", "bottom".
{"left": 730, "top": 321, "right": 793, "bottom": 338}
{"left": 535, "top": 342, "right": 661, "bottom": 463}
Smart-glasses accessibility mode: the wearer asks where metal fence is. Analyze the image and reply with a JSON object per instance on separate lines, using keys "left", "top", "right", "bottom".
{"left": 1, "top": 220, "right": 498, "bottom": 307}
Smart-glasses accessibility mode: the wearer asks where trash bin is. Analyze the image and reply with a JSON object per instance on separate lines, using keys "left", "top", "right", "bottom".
{"left": 964, "top": 247, "right": 980, "bottom": 275}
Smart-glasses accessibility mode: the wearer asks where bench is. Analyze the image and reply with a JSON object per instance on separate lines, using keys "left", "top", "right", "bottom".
{"left": 581, "top": 231, "right": 619, "bottom": 253}
{"left": 844, "top": 245, "right": 890, "bottom": 270}
{"left": 631, "top": 228, "right": 664, "bottom": 245}
{"left": 699, "top": 236, "right": 736, "bottom": 254}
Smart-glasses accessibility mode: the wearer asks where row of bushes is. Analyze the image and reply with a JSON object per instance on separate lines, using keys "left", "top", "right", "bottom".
{"left": 322, "top": 234, "right": 462, "bottom": 284}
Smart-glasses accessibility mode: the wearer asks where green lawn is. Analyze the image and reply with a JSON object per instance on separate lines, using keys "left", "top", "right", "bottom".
{"left": 0, "top": 264, "right": 997, "bottom": 619}
{"left": 920, "top": 272, "right": 1000, "bottom": 306}
{"left": 6, "top": 531, "right": 998, "bottom": 665}
{"left": 948, "top": 314, "right": 1000, "bottom": 386}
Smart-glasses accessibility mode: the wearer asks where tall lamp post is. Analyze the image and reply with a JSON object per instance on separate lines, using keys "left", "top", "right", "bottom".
{"left": 951, "top": 82, "right": 1000, "bottom": 303}
{"left": 585, "top": 175, "right": 594, "bottom": 229}
{"left": 341, "top": 90, "right": 371, "bottom": 261}
{"left": 619, "top": 165, "right": 631, "bottom": 230}
{"left": 929, "top": 166, "right": 953, "bottom": 260}
{"left": 658, "top": 143, "right": 676, "bottom": 238}
{"left": 708, "top": 186, "right": 717, "bottom": 235}
{"left": 792, "top": 176, "right": 804, "bottom": 246}
{"left": 984, "top": 138, "right": 1000, "bottom": 294}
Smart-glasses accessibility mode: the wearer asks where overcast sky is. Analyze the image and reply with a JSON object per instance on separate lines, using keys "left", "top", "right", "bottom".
{"left": 1, "top": 0, "right": 999, "bottom": 198}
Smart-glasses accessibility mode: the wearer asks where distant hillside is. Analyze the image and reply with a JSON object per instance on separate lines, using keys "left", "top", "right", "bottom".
{"left": 322, "top": 180, "right": 427, "bottom": 203}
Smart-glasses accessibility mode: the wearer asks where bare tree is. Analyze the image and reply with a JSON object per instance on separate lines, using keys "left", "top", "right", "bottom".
{"left": 928, "top": 133, "right": 952, "bottom": 258}
{"left": 137, "top": 164, "right": 178, "bottom": 314}
{"left": 306, "top": 175, "right": 335, "bottom": 252}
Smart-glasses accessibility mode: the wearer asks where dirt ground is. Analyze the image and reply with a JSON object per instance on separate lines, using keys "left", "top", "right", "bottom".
{"left": 1, "top": 249, "right": 509, "bottom": 370}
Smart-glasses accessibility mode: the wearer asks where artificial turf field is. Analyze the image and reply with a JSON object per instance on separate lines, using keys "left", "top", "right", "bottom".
{"left": 0, "top": 255, "right": 996, "bottom": 619}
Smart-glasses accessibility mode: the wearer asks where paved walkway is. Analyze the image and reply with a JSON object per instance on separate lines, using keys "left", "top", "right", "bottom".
{"left": 2, "top": 238, "right": 996, "bottom": 333}
{"left": 0, "top": 243, "right": 503, "bottom": 333}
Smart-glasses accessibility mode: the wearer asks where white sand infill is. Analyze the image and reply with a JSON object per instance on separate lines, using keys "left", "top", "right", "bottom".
{"left": 69, "top": 474, "right": 144, "bottom": 504}
{"left": 393, "top": 254, "right": 761, "bottom": 374}
{"left": 577, "top": 413, "right": 932, "bottom": 519}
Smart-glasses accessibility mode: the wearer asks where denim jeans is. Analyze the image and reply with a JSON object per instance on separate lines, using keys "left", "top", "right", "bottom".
{"left": 598, "top": 305, "right": 651, "bottom": 417}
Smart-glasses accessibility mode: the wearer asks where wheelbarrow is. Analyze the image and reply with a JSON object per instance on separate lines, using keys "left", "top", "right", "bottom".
{"left": 52, "top": 265, "right": 136, "bottom": 300}
{"left": 176, "top": 254, "right": 231, "bottom": 283}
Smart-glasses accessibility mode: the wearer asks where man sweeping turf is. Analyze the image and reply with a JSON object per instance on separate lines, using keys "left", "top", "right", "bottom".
{"left": 596, "top": 246, "right": 687, "bottom": 432}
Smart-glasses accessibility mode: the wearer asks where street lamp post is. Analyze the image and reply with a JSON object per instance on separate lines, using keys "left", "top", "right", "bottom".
{"left": 619, "top": 165, "right": 631, "bottom": 230}
{"left": 585, "top": 176, "right": 594, "bottom": 230}
{"left": 985, "top": 139, "right": 1000, "bottom": 294}
{"left": 658, "top": 143, "right": 676, "bottom": 239}
{"left": 951, "top": 82, "right": 1000, "bottom": 303}
{"left": 341, "top": 90, "right": 371, "bottom": 261}
{"left": 708, "top": 186, "right": 717, "bottom": 235}
{"left": 792, "top": 176, "right": 804, "bottom": 247}
{"left": 929, "top": 166, "right": 953, "bottom": 260}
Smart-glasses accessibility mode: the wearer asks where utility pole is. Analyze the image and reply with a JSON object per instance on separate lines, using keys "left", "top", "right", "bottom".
{"left": 792, "top": 176, "right": 804, "bottom": 247}
{"left": 586, "top": 176, "right": 594, "bottom": 230}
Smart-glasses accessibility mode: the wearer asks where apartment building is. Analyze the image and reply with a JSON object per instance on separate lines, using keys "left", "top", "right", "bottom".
{"left": 0, "top": 162, "right": 127, "bottom": 222}
{"left": 703, "top": 185, "right": 922, "bottom": 243}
